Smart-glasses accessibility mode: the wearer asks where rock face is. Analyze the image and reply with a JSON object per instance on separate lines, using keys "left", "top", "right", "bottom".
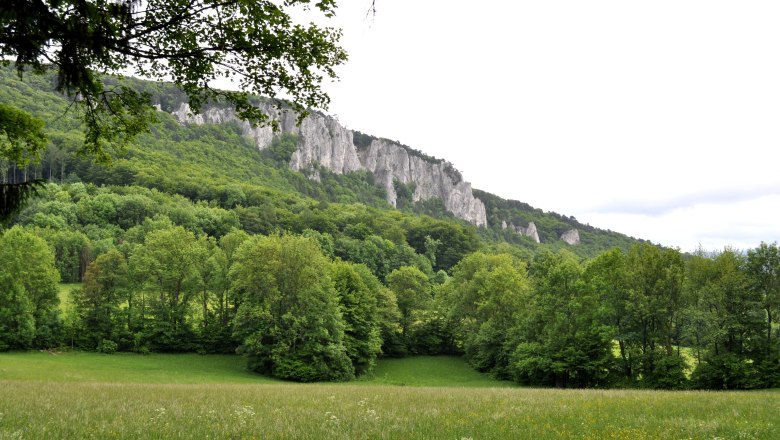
{"left": 560, "top": 229, "right": 580, "bottom": 245}
{"left": 501, "top": 220, "right": 541, "bottom": 243}
{"left": 524, "top": 222, "right": 541, "bottom": 243}
{"left": 172, "top": 103, "right": 488, "bottom": 227}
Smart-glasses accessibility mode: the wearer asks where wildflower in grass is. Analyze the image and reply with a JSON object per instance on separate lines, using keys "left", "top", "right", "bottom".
{"left": 365, "top": 408, "right": 379, "bottom": 422}
{"left": 325, "top": 411, "right": 340, "bottom": 426}
{"left": 151, "top": 407, "right": 167, "bottom": 422}
{"left": 233, "top": 405, "right": 256, "bottom": 427}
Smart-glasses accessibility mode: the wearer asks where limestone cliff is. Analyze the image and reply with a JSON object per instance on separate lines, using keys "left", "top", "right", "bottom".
{"left": 172, "top": 103, "right": 487, "bottom": 227}
{"left": 524, "top": 222, "right": 541, "bottom": 244}
{"left": 561, "top": 229, "right": 580, "bottom": 245}
{"left": 501, "top": 220, "right": 541, "bottom": 243}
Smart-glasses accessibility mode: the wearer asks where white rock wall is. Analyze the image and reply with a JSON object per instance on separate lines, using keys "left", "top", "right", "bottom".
{"left": 560, "top": 229, "right": 580, "bottom": 245}
{"left": 172, "top": 103, "right": 488, "bottom": 227}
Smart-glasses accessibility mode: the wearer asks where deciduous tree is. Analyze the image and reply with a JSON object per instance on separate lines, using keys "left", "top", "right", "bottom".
{"left": 232, "top": 234, "right": 353, "bottom": 381}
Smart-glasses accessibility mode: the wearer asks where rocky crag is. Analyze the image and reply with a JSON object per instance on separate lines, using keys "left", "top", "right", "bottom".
{"left": 560, "top": 229, "right": 580, "bottom": 245}
{"left": 172, "top": 103, "right": 487, "bottom": 227}
{"left": 501, "top": 220, "right": 541, "bottom": 243}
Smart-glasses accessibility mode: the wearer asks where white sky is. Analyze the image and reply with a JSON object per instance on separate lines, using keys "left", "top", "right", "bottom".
{"left": 305, "top": 1, "right": 780, "bottom": 252}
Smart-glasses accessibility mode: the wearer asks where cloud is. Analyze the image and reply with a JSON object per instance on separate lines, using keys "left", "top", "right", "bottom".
{"left": 592, "top": 183, "right": 780, "bottom": 216}
{"left": 581, "top": 194, "right": 780, "bottom": 252}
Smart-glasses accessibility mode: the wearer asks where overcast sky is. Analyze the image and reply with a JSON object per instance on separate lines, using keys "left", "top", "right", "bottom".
{"left": 305, "top": 1, "right": 780, "bottom": 252}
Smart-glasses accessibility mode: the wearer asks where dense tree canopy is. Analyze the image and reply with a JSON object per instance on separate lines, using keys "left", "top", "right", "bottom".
{"left": 231, "top": 234, "right": 354, "bottom": 381}
{"left": 0, "top": 226, "right": 60, "bottom": 349}
{"left": 0, "top": 0, "right": 348, "bottom": 220}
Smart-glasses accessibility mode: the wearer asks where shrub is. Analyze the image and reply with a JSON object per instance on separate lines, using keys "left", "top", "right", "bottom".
{"left": 97, "top": 339, "right": 118, "bottom": 354}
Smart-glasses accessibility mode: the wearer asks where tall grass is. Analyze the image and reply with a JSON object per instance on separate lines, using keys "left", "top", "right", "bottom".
{"left": 1, "top": 352, "right": 778, "bottom": 439}
{"left": 2, "top": 381, "right": 777, "bottom": 439}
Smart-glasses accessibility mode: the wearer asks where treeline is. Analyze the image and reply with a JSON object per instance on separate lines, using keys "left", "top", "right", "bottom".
{"left": 3, "top": 182, "right": 780, "bottom": 388}
{"left": 442, "top": 245, "right": 780, "bottom": 389}
{"left": 0, "top": 181, "right": 477, "bottom": 380}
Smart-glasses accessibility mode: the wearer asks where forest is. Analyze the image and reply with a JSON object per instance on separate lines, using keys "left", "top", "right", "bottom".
{"left": 2, "top": 66, "right": 780, "bottom": 390}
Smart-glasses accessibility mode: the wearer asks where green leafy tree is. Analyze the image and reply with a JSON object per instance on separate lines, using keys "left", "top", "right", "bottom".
{"left": 37, "top": 228, "right": 92, "bottom": 282}
{"left": 263, "top": 133, "right": 299, "bottom": 165}
{"left": 0, "top": 226, "right": 60, "bottom": 348}
{"left": 130, "top": 225, "right": 204, "bottom": 351}
{"left": 511, "top": 250, "right": 614, "bottom": 388}
{"left": 582, "top": 248, "right": 632, "bottom": 382}
{"left": 0, "top": 278, "right": 35, "bottom": 350}
{"left": 406, "top": 219, "right": 479, "bottom": 272}
{"left": 72, "top": 248, "right": 128, "bottom": 349}
{"left": 216, "top": 228, "right": 249, "bottom": 320}
{"left": 330, "top": 261, "right": 382, "bottom": 375}
{"left": 231, "top": 234, "right": 353, "bottom": 381}
{"left": 745, "top": 242, "right": 780, "bottom": 360}
{"left": 625, "top": 243, "right": 687, "bottom": 388}
{"left": 687, "top": 248, "right": 763, "bottom": 389}
{"left": 443, "top": 252, "right": 530, "bottom": 378}
{"left": 0, "top": 104, "right": 47, "bottom": 223}
{"left": 386, "top": 265, "right": 431, "bottom": 350}
{"left": 743, "top": 242, "right": 780, "bottom": 384}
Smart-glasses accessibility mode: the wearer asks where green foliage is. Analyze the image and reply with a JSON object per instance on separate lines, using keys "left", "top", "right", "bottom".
{"left": 510, "top": 250, "right": 616, "bottom": 387}
{"left": 262, "top": 133, "right": 299, "bottom": 165}
{"left": 130, "top": 225, "right": 205, "bottom": 352}
{"left": 71, "top": 249, "right": 128, "bottom": 350}
{"left": 745, "top": 242, "right": 780, "bottom": 362}
{"left": 474, "top": 188, "right": 644, "bottom": 258}
{"left": 0, "top": 226, "right": 61, "bottom": 348}
{"left": 1, "top": 0, "right": 347, "bottom": 159}
{"left": 97, "top": 339, "right": 118, "bottom": 354}
{"left": 0, "top": 276, "right": 35, "bottom": 351}
{"left": 331, "top": 261, "right": 383, "bottom": 375}
{"left": 0, "top": 102, "right": 46, "bottom": 166}
{"left": 625, "top": 243, "right": 687, "bottom": 387}
{"left": 232, "top": 234, "right": 354, "bottom": 381}
{"left": 0, "top": 179, "right": 46, "bottom": 224}
{"left": 386, "top": 266, "right": 431, "bottom": 353}
{"left": 685, "top": 248, "right": 764, "bottom": 389}
{"left": 36, "top": 228, "right": 91, "bottom": 282}
{"left": 393, "top": 179, "right": 415, "bottom": 210}
{"left": 691, "top": 352, "right": 760, "bottom": 390}
{"left": 351, "top": 130, "right": 375, "bottom": 150}
{"left": 406, "top": 217, "right": 479, "bottom": 272}
{"left": 442, "top": 252, "right": 530, "bottom": 377}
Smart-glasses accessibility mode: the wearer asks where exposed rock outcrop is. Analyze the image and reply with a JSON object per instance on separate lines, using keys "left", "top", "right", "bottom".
{"left": 560, "top": 229, "right": 580, "bottom": 245}
{"left": 501, "top": 220, "right": 540, "bottom": 243}
{"left": 524, "top": 222, "right": 541, "bottom": 243}
{"left": 172, "top": 102, "right": 488, "bottom": 227}
{"left": 357, "top": 139, "right": 486, "bottom": 226}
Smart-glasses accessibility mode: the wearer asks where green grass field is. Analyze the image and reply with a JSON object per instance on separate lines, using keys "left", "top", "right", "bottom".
{"left": 57, "top": 283, "right": 81, "bottom": 313}
{"left": 1, "top": 352, "right": 778, "bottom": 439}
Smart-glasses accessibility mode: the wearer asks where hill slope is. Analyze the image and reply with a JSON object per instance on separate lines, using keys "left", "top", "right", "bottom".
{"left": 0, "top": 66, "right": 645, "bottom": 258}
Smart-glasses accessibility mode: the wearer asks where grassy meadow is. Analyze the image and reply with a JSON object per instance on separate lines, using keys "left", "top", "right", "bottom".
{"left": 1, "top": 352, "right": 779, "bottom": 439}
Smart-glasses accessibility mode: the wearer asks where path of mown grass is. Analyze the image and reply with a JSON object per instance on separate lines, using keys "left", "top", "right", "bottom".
{"left": 1, "top": 352, "right": 778, "bottom": 439}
